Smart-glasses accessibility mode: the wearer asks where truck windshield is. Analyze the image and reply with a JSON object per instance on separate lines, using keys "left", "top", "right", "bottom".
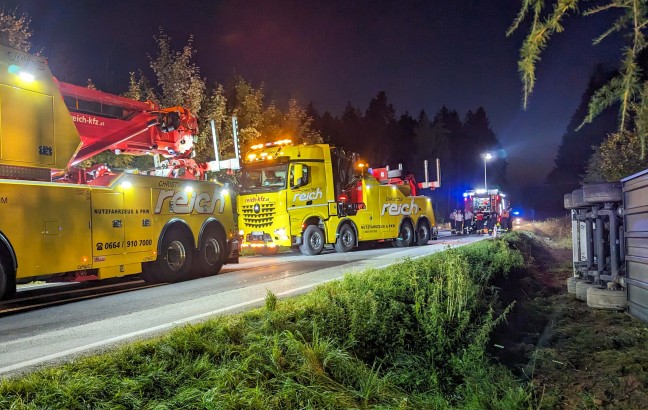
{"left": 240, "top": 164, "right": 288, "bottom": 193}
{"left": 473, "top": 197, "right": 492, "bottom": 212}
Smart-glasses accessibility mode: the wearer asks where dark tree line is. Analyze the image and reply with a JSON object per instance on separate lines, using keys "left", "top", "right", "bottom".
{"left": 308, "top": 92, "right": 507, "bottom": 219}
{"left": 547, "top": 64, "right": 619, "bottom": 187}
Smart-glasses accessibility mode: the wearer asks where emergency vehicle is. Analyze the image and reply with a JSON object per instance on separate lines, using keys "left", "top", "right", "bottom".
{"left": 236, "top": 140, "right": 439, "bottom": 255}
{"left": 462, "top": 188, "right": 508, "bottom": 234}
{"left": 0, "top": 44, "right": 239, "bottom": 300}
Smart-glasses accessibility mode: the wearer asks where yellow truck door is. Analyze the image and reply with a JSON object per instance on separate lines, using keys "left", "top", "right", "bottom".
{"left": 90, "top": 190, "right": 125, "bottom": 257}
{"left": 122, "top": 185, "right": 155, "bottom": 255}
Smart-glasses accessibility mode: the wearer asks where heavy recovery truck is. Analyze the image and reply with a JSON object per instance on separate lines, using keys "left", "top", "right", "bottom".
{"left": 0, "top": 44, "right": 239, "bottom": 300}
{"left": 237, "top": 140, "right": 439, "bottom": 255}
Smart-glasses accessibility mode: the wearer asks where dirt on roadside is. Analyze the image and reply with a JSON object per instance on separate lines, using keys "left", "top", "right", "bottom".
{"left": 492, "top": 221, "right": 648, "bottom": 409}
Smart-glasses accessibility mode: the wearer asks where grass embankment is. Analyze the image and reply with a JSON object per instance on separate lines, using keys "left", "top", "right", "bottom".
{"left": 494, "top": 218, "right": 648, "bottom": 409}
{"left": 1, "top": 239, "right": 530, "bottom": 409}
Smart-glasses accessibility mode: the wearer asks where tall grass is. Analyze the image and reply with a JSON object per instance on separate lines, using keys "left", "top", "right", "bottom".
{"left": 525, "top": 215, "right": 572, "bottom": 248}
{"left": 1, "top": 237, "right": 531, "bottom": 409}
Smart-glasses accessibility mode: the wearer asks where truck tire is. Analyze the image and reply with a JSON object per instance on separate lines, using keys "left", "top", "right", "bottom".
{"left": 566, "top": 276, "right": 585, "bottom": 294}
{"left": 334, "top": 223, "right": 356, "bottom": 253}
{"left": 564, "top": 193, "right": 575, "bottom": 209}
{"left": 300, "top": 225, "right": 325, "bottom": 256}
{"left": 572, "top": 189, "right": 587, "bottom": 208}
{"left": 575, "top": 280, "right": 598, "bottom": 301}
{"left": 195, "top": 228, "right": 225, "bottom": 277}
{"left": 143, "top": 228, "right": 195, "bottom": 283}
{"left": 393, "top": 221, "right": 414, "bottom": 248}
{"left": 431, "top": 226, "right": 439, "bottom": 240}
{"left": 416, "top": 220, "right": 431, "bottom": 246}
{"left": 0, "top": 260, "right": 16, "bottom": 300}
{"left": 583, "top": 182, "right": 622, "bottom": 204}
{"left": 586, "top": 286, "right": 627, "bottom": 310}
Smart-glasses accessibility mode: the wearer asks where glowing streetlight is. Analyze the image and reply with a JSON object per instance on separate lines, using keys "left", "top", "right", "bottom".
{"left": 481, "top": 152, "right": 493, "bottom": 191}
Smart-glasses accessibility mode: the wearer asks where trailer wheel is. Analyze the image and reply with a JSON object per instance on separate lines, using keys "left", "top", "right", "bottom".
{"left": 587, "top": 286, "right": 627, "bottom": 310}
{"left": 394, "top": 221, "right": 414, "bottom": 247}
{"left": 334, "top": 224, "right": 356, "bottom": 253}
{"left": 575, "top": 281, "right": 598, "bottom": 301}
{"left": 583, "top": 182, "right": 622, "bottom": 204}
{"left": 0, "top": 259, "right": 16, "bottom": 301}
{"left": 300, "top": 225, "right": 325, "bottom": 256}
{"left": 196, "top": 228, "right": 225, "bottom": 277}
{"left": 144, "top": 228, "right": 195, "bottom": 283}
{"left": 416, "top": 221, "right": 431, "bottom": 246}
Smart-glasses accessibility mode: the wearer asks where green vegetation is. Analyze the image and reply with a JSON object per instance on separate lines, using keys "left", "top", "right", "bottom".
{"left": 0, "top": 238, "right": 530, "bottom": 409}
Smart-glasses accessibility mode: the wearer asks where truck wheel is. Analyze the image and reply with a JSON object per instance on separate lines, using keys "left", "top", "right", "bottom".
{"left": 587, "top": 286, "right": 627, "bottom": 310}
{"left": 0, "top": 260, "right": 16, "bottom": 300}
{"left": 431, "top": 226, "right": 439, "bottom": 240}
{"left": 195, "top": 228, "right": 225, "bottom": 277}
{"left": 575, "top": 280, "right": 598, "bottom": 301}
{"left": 564, "top": 193, "right": 575, "bottom": 209}
{"left": 144, "top": 229, "right": 195, "bottom": 283}
{"left": 300, "top": 225, "right": 325, "bottom": 256}
{"left": 571, "top": 189, "right": 587, "bottom": 208}
{"left": 334, "top": 224, "right": 356, "bottom": 253}
{"left": 394, "top": 221, "right": 414, "bottom": 247}
{"left": 416, "top": 221, "right": 431, "bottom": 246}
{"left": 583, "top": 182, "right": 622, "bottom": 204}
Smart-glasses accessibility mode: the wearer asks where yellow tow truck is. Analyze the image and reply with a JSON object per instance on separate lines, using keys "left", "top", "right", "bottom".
{"left": 237, "top": 140, "right": 439, "bottom": 255}
{"left": 0, "top": 44, "right": 239, "bottom": 300}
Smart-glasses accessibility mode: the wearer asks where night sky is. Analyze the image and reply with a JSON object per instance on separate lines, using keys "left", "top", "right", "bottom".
{"left": 4, "top": 0, "right": 623, "bottom": 186}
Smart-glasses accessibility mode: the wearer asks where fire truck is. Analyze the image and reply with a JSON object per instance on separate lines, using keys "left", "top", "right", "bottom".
{"left": 0, "top": 44, "right": 239, "bottom": 300}
{"left": 462, "top": 188, "right": 508, "bottom": 234}
{"left": 236, "top": 140, "right": 439, "bottom": 255}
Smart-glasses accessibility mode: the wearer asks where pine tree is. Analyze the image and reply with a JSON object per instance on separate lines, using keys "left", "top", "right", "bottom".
{"left": 509, "top": 0, "right": 648, "bottom": 179}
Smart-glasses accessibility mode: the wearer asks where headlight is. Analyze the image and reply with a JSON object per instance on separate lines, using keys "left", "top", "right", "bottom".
{"left": 238, "top": 229, "right": 245, "bottom": 236}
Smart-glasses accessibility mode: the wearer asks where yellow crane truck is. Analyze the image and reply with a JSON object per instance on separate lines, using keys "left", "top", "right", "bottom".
{"left": 237, "top": 140, "right": 439, "bottom": 255}
{"left": 0, "top": 44, "right": 239, "bottom": 300}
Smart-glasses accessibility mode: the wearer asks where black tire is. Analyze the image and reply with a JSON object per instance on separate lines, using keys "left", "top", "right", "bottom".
{"left": 393, "top": 221, "right": 414, "bottom": 247}
{"left": 258, "top": 247, "right": 279, "bottom": 256}
{"left": 0, "top": 260, "right": 16, "bottom": 301}
{"left": 299, "top": 225, "right": 325, "bottom": 256}
{"left": 142, "top": 228, "right": 195, "bottom": 283}
{"left": 583, "top": 182, "right": 622, "bottom": 204}
{"left": 575, "top": 281, "right": 598, "bottom": 301}
{"left": 416, "top": 220, "right": 431, "bottom": 246}
{"left": 571, "top": 189, "right": 587, "bottom": 208}
{"left": 431, "top": 226, "right": 439, "bottom": 240}
{"left": 195, "top": 228, "right": 225, "bottom": 277}
{"left": 334, "top": 224, "right": 356, "bottom": 253}
{"left": 587, "top": 286, "right": 627, "bottom": 310}
{"left": 564, "top": 193, "right": 575, "bottom": 210}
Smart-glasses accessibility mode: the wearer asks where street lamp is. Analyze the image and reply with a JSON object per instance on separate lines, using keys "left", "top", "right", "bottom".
{"left": 481, "top": 152, "right": 493, "bottom": 191}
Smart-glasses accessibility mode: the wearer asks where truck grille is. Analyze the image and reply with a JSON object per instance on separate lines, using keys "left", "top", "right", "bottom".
{"left": 241, "top": 203, "right": 276, "bottom": 228}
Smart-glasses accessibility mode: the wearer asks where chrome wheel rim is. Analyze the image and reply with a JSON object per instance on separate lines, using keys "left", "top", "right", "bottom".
{"left": 166, "top": 240, "right": 186, "bottom": 271}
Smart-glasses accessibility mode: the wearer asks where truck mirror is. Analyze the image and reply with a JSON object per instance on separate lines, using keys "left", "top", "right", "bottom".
{"left": 291, "top": 163, "right": 306, "bottom": 188}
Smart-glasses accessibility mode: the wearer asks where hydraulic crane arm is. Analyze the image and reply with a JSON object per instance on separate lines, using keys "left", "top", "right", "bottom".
{"left": 57, "top": 81, "right": 198, "bottom": 168}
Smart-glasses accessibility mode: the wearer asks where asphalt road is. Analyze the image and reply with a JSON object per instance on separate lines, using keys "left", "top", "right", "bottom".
{"left": 0, "top": 231, "right": 487, "bottom": 377}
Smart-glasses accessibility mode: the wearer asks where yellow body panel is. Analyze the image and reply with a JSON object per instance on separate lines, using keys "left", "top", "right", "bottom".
{"left": 238, "top": 143, "right": 436, "bottom": 251}
{"left": 0, "top": 174, "right": 236, "bottom": 282}
{"left": 0, "top": 45, "right": 82, "bottom": 171}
